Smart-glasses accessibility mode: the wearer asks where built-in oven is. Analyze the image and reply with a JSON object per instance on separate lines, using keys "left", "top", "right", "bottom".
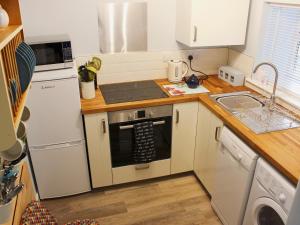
{"left": 108, "top": 105, "right": 172, "bottom": 168}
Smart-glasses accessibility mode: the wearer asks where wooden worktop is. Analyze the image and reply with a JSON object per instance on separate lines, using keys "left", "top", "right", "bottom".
{"left": 81, "top": 76, "right": 300, "bottom": 185}
{"left": 81, "top": 77, "right": 247, "bottom": 114}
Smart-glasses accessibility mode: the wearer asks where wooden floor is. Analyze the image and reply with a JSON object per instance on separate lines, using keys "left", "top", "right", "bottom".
{"left": 43, "top": 174, "right": 222, "bottom": 225}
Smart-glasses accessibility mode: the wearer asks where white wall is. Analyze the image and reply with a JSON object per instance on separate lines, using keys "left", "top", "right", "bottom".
{"left": 229, "top": 0, "right": 300, "bottom": 76}
{"left": 232, "top": 0, "right": 300, "bottom": 57}
{"left": 19, "top": 0, "right": 99, "bottom": 56}
{"left": 19, "top": 0, "right": 187, "bottom": 56}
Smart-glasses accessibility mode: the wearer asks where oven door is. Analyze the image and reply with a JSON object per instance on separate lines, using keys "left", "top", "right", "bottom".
{"left": 109, "top": 117, "right": 172, "bottom": 168}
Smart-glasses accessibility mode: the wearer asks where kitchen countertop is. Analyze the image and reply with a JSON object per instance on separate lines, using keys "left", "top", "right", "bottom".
{"left": 81, "top": 76, "right": 300, "bottom": 185}
{"left": 81, "top": 76, "right": 247, "bottom": 114}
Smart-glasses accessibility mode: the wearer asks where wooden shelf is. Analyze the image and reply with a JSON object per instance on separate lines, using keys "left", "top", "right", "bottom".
{"left": 0, "top": 26, "right": 24, "bottom": 151}
{"left": 13, "top": 87, "right": 30, "bottom": 130}
{"left": 0, "top": 25, "right": 23, "bottom": 51}
{"left": 0, "top": 0, "right": 25, "bottom": 151}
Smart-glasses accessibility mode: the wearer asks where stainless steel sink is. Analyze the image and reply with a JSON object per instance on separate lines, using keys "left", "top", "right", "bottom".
{"left": 211, "top": 92, "right": 264, "bottom": 113}
{"left": 210, "top": 91, "right": 300, "bottom": 134}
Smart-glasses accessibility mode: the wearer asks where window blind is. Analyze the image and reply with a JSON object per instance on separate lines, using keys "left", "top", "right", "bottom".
{"left": 256, "top": 3, "right": 300, "bottom": 97}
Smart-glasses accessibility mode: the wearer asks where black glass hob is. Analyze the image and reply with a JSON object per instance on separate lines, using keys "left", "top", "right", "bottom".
{"left": 99, "top": 80, "right": 168, "bottom": 104}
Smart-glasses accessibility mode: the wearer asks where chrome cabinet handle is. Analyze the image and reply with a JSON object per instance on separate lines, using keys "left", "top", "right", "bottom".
{"left": 101, "top": 119, "right": 106, "bottom": 134}
{"left": 215, "top": 126, "right": 221, "bottom": 142}
{"left": 193, "top": 26, "right": 198, "bottom": 42}
{"left": 176, "top": 110, "right": 180, "bottom": 124}
{"left": 119, "top": 120, "right": 166, "bottom": 130}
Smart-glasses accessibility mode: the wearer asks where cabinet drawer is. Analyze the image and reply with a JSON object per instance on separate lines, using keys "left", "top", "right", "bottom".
{"left": 112, "top": 159, "right": 171, "bottom": 185}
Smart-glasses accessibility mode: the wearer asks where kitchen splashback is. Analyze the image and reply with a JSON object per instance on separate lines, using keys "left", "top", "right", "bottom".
{"left": 76, "top": 48, "right": 228, "bottom": 85}
{"left": 98, "top": 2, "right": 147, "bottom": 53}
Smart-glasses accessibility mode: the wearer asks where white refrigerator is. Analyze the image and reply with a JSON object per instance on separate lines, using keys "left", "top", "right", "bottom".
{"left": 26, "top": 68, "right": 91, "bottom": 199}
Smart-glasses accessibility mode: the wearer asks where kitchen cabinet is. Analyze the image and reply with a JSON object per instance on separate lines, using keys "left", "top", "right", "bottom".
{"left": 175, "top": 0, "right": 250, "bottom": 47}
{"left": 84, "top": 113, "right": 113, "bottom": 188}
{"left": 194, "top": 102, "right": 223, "bottom": 194}
{"left": 112, "top": 159, "right": 171, "bottom": 185}
{"left": 171, "top": 102, "right": 198, "bottom": 174}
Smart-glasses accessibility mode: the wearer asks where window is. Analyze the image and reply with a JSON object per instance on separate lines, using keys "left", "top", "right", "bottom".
{"left": 254, "top": 3, "right": 300, "bottom": 100}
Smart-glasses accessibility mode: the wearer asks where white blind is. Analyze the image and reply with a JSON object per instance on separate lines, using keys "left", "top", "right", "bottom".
{"left": 256, "top": 3, "right": 300, "bottom": 97}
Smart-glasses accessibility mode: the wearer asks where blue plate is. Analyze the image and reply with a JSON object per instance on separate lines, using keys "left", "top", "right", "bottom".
{"left": 10, "top": 79, "right": 17, "bottom": 104}
{"left": 16, "top": 50, "right": 31, "bottom": 93}
{"left": 16, "top": 46, "right": 32, "bottom": 79}
{"left": 19, "top": 42, "right": 36, "bottom": 76}
{"left": 17, "top": 43, "right": 35, "bottom": 75}
{"left": 8, "top": 86, "right": 14, "bottom": 105}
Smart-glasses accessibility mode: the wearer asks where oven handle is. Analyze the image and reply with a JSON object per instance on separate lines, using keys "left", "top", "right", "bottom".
{"left": 119, "top": 120, "right": 166, "bottom": 130}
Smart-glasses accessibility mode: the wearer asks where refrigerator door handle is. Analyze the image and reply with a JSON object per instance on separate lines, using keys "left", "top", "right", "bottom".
{"left": 30, "top": 140, "right": 83, "bottom": 151}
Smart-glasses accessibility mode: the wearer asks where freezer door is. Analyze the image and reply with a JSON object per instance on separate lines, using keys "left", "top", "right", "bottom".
{"left": 26, "top": 77, "right": 83, "bottom": 146}
{"left": 30, "top": 140, "right": 91, "bottom": 199}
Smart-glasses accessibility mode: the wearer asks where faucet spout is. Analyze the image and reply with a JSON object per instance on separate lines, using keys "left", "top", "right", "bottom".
{"left": 253, "top": 62, "right": 279, "bottom": 105}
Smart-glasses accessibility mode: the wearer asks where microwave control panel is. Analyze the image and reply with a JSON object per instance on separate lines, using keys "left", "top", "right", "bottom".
{"left": 62, "top": 42, "right": 73, "bottom": 61}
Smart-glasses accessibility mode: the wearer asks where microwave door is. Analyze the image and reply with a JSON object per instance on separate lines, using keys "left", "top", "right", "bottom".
{"left": 31, "top": 43, "right": 66, "bottom": 71}
{"left": 32, "top": 43, "right": 64, "bottom": 65}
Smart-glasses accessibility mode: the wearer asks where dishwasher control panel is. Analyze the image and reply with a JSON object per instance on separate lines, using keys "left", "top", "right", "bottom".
{"left": 220, "top": 127, "right": 258, "bottom": 170}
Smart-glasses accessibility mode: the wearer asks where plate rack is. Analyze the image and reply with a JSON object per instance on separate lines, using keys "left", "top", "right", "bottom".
{"left": 1, "top": 31, "right": 23, "bottom": 117}
{"left": 0, "top": 25, "right": 27, "bottom": 152}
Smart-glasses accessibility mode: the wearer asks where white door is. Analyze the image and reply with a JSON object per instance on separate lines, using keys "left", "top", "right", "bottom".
{"left": 191, "top": 0, "right": 250, "bottom": 47}
{"left": 194, "top": 103, "right": 210, "bottom": 177}
{"left": 30, "top": 140, "right": 90, "bottom": 199}
{"left": 171, "top": 102, "right": 198, "bottom": 174}
{"left": 26, "top": 77, "right": 84, "bottom": 146}
{"left": 84, "top": 113, "right": 113, "bottom": 188}
{"left": 194, "top": 102, "right": 223, "bottom": 194}
{"left": 212, "top": 143, "right": 251, "bottom": 225}
{"left": 175, "top": 0, "right": 250, "bottom": 47}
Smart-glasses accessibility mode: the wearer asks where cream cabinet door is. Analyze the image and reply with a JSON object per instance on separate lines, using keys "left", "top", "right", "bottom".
{"left": 84, "top": 113, "right": 112, "bottom": 188}
{"left": 194, "top": 103, "right": 211, "bottom": 178}
{"left": 176, "top": 0, "right": 250, "bottom": 47}
{"left": 194, "top": 102, "right": 223, "bottom": 194}
{"left": 171, "top": 102, "right": 198, "bottom": 174}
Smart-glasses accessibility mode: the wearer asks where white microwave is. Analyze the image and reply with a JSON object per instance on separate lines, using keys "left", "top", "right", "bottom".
{"left": 26, "top": 34, "right": 74, "bottom": 72}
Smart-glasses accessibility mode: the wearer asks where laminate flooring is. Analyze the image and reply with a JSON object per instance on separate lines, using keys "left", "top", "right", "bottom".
{"left": 43, "top": 174, "right": 222, "bottom": 225}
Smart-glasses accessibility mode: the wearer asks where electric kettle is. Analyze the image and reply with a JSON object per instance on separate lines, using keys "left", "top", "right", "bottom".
{"left": 168, "top": 60, "right": 188, "bottom": 83}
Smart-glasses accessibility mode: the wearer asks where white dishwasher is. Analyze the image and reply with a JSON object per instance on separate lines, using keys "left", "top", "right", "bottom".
{"left": 211, "top": 126, "right": 258, "bottom": 225}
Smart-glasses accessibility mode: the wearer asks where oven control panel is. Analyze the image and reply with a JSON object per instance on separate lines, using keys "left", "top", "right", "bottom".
{"left": 108, "top": 105, "right": 173, "bottom": 124}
